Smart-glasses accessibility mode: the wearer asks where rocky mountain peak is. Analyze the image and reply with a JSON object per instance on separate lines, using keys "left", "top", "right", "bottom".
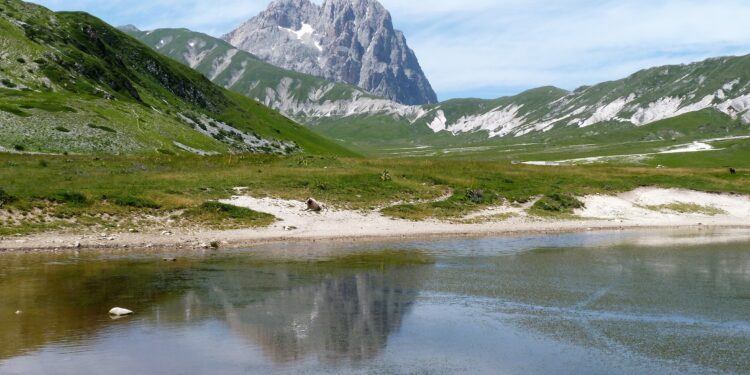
{"left": 222, "top": 0, "right": 438, "bottom": 105}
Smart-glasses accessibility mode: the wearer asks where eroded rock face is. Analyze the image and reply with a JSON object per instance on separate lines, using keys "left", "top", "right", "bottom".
{"left": 222, "top": 0, "right": 438, "bottom": 105}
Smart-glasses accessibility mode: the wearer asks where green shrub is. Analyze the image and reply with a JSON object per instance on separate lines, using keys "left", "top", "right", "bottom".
{"left": 0, "top": 103, "right": 30, "bottom": 117}
{"left": 47, "top": 191, "right": 88, "bottom": 205}
{"left": 1, "top": 78, "right": 16, "bottom": 88}
{"left": 184, "top": 201, "right": 275, "bottom": 228}
{"left": 54, "top": 126, "right": 70, "bottom": 132}
{"left": 112, "top": 196, "right": 160, "bottom": 209}
{"left": 197, "top": 201, "right": 262, "bottom": 219}
{"left": 157, "top": 148, "right": 175, "bottom": 155}
{"left": 465, "top": 188, "right": 485, "bottom": 204}
{"left": 12, "top": 144, "right": 24, "bottom": 151}
{"left": 0, "top": 188, "right": 16, "bottom": 206}
{"left": 532, "top": 193, "right": 584, "bottom": 213}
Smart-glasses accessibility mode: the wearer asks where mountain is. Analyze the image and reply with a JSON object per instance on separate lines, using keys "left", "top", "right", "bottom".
{"left": 421, "top": 55, "right": 750, "bottom": 138}
{"left": 124, "top": 27, "right": 424, "bottom": 126}
{"left": 222, "top": 0, "right": 438, "bottom": 106}
{"left": 0, "top": 0, "right": 354, "bottom": 156}
{"left": 130, "top": 26, "right": 750, "bottom": 152}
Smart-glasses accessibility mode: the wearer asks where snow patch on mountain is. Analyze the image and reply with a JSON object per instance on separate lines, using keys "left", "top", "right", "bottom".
{"left": 209, "top": 49, "right": 238, "bottom": 80}
{"left": 723, "top": 79, "right": 740, "bottom": 92}
{"left": 630, "top": 97, "right": 683, "bottom": 125}
{"left": 278, "top": 23, "right": 323, "bottom": 52}
{"left": 428, "top": 110, "right": 447, "bottom": 132}
{"left": 226, "top": 60, "right": 248, "bottom": 88}
{"left": 256, "top": 78, "right": 426, "bottom": 122}
{"left": 581, "top": 95, "right": 636, "bottom": 127}
{"left": 446, "top": 105, "right": 525, "bottom": 137}
{"left": 155, "top": 37, "right": 172, "bottom": 50}
{"left": 183, "top": 38, "right": 213, "bottom": 68}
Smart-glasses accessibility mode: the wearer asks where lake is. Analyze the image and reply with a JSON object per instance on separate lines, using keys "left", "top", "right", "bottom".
{"left": 1, "top": 229, "right": 749, "bottom": 374}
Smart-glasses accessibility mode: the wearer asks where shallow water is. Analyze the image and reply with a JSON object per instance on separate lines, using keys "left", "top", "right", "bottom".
{"left": 1, "top": 229, "right": 750, "bottom": 374}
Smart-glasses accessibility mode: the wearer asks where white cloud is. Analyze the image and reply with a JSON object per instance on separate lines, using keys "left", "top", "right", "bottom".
{"left": 30, "top": 0, "right": 750, "bottom": 99}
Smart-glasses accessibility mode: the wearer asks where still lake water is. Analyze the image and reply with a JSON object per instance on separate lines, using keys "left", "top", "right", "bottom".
{"left": 1, "top": 230, "right": 750, "bottom": 374}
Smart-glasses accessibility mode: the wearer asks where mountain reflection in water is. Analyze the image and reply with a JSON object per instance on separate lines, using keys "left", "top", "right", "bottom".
{"left": 213, "top": 270, "right": 423, "bottom": 363}
{"left": 0, "top": 251, "right": 430, "bottom": 366}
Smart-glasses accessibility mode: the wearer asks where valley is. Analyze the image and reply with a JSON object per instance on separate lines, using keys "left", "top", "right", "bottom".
{"left": 2, "top": 1, "right": 750, "bottom": 374}
{"left": 0, "top": 0, "right": 749, "bottom": 244}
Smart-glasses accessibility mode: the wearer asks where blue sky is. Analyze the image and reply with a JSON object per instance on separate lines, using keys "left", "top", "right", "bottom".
{"left": 31, "top": 0, "right": 750, "bottom": 101}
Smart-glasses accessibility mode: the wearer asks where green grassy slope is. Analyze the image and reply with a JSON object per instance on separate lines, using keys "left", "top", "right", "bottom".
{"left": 0, "top": 0, "right": 354, "bottom": 156}
{"left": 125, "top": 28, "right": 372, "bottom": 114}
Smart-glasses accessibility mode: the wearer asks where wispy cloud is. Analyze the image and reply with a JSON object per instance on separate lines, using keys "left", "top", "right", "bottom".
{"left": 31, "top": 0, "right": 750, "bottom": 100}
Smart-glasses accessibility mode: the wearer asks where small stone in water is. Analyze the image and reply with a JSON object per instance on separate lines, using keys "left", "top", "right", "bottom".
{"left": 15, "top": 310, "right": 22, "bottom": 315}
{"left": 109, "top": 307, "right": 134, "bottom": 316}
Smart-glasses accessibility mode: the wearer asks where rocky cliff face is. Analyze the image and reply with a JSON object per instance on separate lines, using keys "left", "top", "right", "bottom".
{"left": 222, "top": 0, "right": 438, "bottom": 105}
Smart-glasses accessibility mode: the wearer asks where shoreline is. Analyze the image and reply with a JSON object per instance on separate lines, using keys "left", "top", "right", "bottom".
{"left": 2, "top": 218, "right": 749, "bottom": 254}
{"left": 3, "top": 187, "right": 750, "bottom": 253}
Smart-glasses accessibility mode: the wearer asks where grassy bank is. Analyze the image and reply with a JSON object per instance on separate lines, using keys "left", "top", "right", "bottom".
{"left": 0, "top": 152, "right": 748, "bottom": 236}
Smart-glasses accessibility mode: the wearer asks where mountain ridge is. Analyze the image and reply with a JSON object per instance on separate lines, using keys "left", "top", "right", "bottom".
{"left": 222, "top": 0, "right": 438, "bottom": 106}
{"left": 127, "top": 25, "right": 750, "bottom": 149}
{"left": 0, "top": 0, "right": 355, "bottom": 156}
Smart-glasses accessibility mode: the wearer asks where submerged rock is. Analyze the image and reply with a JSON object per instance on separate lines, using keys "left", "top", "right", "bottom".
{"left": 109, "top": 307, "right": 134, "bottom": 316}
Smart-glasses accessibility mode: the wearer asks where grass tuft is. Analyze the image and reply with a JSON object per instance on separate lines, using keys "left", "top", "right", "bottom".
{"left": 532, "top": 193, "right": 585, "bottom": 214}
{"left": 184, "top": 201, "right": 275, "bottom": 229}
{"left": 0, "top": 188, "right": 17, "bottom": 206}
{"left": 46, "top": 191, "right": 88, "bottom": 205}
{"left": 112, "top": 196, "right": 161, "bottom": 209}
{"left": 644, "top": 203, "right": 727, "bottom": 216}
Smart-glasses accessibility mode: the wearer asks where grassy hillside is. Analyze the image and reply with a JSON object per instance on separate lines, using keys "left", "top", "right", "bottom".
{"left": 0, "top": 0, "right": 354, "bottom": 156}
{"left": 125, "top": 28, "right": 369, "bottom": 106}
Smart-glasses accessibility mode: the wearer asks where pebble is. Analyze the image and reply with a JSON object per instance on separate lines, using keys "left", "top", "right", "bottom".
{"left": 15, "top": 310, "right": 22, "bottom": 315}
{"left": 108, "top": 307, "right": 134, "bottom": 316}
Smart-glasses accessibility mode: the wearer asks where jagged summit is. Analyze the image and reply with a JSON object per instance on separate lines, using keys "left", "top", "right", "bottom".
{"left": 222, "top": 0, "right": 438, "bottom": 105}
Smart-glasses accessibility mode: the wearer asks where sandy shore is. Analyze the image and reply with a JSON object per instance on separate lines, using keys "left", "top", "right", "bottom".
{"left": 2, "top": 187, "right": 750, "bottom": 252}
